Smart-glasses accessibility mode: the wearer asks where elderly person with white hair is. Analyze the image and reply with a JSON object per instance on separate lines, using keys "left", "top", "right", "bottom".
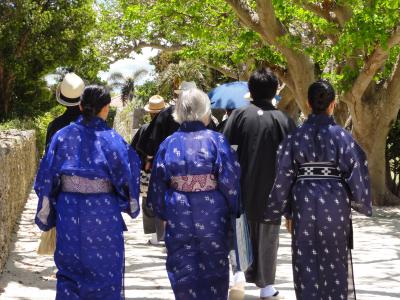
{"left": 148, "top": 88, "right": 241, "bottom": 300}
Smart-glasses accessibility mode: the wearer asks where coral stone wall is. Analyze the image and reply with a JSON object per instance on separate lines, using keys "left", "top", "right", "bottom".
{"left": 0, "top": 130, "right": 37, "bottom": 273}
{"left": 113, "top": 105, "right": 145, "bottom": 143}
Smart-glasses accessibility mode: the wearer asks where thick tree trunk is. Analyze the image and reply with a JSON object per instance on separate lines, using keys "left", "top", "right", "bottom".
{"left": 277, "top": 85, "right": 300, "bottom": 120}
{"left": 334, "top": 101, "right": 349, "bottom": 127}
{"left": 350, "top": 91, "right": 400, "bottom": 206}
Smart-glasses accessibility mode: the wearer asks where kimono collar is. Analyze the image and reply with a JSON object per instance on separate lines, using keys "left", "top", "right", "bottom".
{"left": 306, "top": 114, "right": 336, "bottom": 126}
{"left": 179, "top": 121, "right": 206, "bottom": 132}
{"left": 252, "top": 100, "right": 276, "bottom": 111}
{"left": 76, "top": 115, "right": 108, "bottom": 130}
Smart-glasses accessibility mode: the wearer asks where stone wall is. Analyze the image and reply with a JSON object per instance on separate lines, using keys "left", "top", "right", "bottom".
{"left": 0, "top": 130, "right": 37, "bottom": 273}
{"left": 113, "top": 105, "right": 145, "bottom": 143}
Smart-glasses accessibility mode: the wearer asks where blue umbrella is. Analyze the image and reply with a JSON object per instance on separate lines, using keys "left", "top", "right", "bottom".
{"left": 209, "top": 81, "right": 250, "bottom": 110}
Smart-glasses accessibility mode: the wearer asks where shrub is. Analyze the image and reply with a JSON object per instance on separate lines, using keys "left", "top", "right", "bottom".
{"left": 0, "top": 105, "right": 65, "bottom": 155}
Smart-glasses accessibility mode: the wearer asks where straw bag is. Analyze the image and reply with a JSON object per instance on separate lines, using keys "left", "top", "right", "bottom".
{"left": 37, "top": 227, "right": 56, "bottom": 255}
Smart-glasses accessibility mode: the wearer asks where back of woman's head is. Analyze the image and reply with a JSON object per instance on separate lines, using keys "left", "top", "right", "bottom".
{"left": 80, "top": 85, "right": 111, "bottom": 122}
{"left": 308, "top": 80, "right": 335, "bottom": 114}
{"left": 173, "top": 88, "right": 211, "bottom": 124}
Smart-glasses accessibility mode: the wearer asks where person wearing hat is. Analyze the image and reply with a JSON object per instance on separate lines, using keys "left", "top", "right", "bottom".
{"left": 131, "top": 95, "right": 168, "bottom": 245}
{"left": 45, "top": 72, "right": 85, "bottom": 148}
{"left": 137, "top": 81, "right": 217, "bottom": 172}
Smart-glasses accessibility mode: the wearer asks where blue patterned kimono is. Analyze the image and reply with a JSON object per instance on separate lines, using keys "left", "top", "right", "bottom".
{"left": 34, "top": 116, "right": 140, "bottom": 300}
{"left": 265, "top": 114, "right": 372, "bottom": 300}
{"left": 148, "top": 121, "right": 240, "bottom": 300}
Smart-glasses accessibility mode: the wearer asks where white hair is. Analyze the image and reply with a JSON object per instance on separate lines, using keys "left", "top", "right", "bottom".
{"left": 173, "top": 88, "right": 211, "bottom": 124}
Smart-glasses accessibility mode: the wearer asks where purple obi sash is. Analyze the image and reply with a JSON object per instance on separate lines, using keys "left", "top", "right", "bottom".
{"left": 61, "top": 175, "right": 114, "bottom": 194}
{"left": 170, "top": 174, "right": 217, "bottom": 192}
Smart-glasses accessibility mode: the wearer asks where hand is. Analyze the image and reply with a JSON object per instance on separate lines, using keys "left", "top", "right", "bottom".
{"left": 144, "top": 161, "right": 152, "bottom": 172}
{"left": 285, "top": 218, "right": 293, "bottom": 234}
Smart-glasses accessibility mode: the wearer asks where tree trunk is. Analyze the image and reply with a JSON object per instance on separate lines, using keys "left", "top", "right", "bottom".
{"left": 334, "top": 101, "right": 349, "bottom": 127}
{"left": 278, "top": 85, "right": 300, "bottom": 120}
{"left": 0, "top": 66, "right": 14, "bottom": 118}
{"left": 350, "top": 90, "right": 400, "bottom": 206}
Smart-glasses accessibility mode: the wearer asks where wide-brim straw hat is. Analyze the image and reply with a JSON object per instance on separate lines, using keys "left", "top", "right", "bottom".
{"left": 56, "top": 72, "right": 85, "bottom": 106}
{"left": 174, "top": 81, "right": 197, "bottom": 94}
{"left": 144, "top": 95, "right": 168, "bottom": 113}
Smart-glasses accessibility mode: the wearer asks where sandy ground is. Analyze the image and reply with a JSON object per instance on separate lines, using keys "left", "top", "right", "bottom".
{"left": 0, "top": 190, "right": 399, "bottom": 300}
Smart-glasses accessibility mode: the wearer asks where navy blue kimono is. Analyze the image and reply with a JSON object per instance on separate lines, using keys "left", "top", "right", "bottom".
{"left": 35, "top": 116, "right": 141, "bottom": 300}
{"left": 148, "top": 121, "right": 240, "bottom": 300}
{"left": 265, "top": 114, "right": 372, "bottom": 300}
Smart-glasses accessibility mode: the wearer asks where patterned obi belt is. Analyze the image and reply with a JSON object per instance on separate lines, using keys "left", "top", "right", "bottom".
{"left": 61, "top": 175, "right": 114, "bottom": 194}
{"left": 170, "top": 174, "right": 217, "bottom": 192}
{"left": 297, "top": 162, "right": 342, "bottom": 181}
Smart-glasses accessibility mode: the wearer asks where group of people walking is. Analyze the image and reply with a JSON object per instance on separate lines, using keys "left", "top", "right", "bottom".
{"left": 34, "top": 67, "right": 372, "bottom": 300}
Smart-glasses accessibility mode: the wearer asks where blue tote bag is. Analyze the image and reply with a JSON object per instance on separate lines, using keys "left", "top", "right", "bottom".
{"left": 233, "top": 212, "right": 253, "bottom": 272}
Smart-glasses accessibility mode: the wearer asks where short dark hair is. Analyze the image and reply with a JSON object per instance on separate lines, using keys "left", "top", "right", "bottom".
{"left": 248, "top": 68, "right": 279, "bottom": 101}
{"left": 308, "top": 80, "right": 335, "bottom": 114}
{"left": 80, "top": 85, "right": 111, "bottom": 122}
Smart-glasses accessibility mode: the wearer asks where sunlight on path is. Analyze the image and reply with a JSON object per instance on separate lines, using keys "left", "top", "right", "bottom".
{"left": 0, "top": 190, "right": 399, "bottom": 300}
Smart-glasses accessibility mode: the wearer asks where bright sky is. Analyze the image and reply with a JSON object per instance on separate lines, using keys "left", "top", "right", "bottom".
{"left": 45, "top": 47, "right": 158, "bottom": 86}
{"left": 99, "top": 47, "right": 158, "bottom": 85}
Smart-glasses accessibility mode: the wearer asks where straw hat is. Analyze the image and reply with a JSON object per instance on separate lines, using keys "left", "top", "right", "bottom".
{"left": 174, "top": 81, "right": 197, "bottom": 94}
{"left": 56, "top": 73, "right": 85, "bottom": 106}
{"left": 144, "top": 95, "right": 168, "bottom": 113}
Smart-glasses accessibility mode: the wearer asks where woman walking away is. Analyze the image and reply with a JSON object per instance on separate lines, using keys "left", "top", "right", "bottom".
{"left": 35, "top": 85, "right": 141, "bottom": 300}
{"left": 148, "top": 88, "right": 241, "bottom": 300}
{"left": 265, "top": 80, "right": 372, "bottom": 300}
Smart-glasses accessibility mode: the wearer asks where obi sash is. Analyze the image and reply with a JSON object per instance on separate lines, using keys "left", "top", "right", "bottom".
{"left": 297, "top": 162, "right": 341, "bottom": 181}
{"left": 61, "top": 175, "right": 114, "bottom": 194}
{"left": 170, "top": 174, "right": 217, "bottom": 192}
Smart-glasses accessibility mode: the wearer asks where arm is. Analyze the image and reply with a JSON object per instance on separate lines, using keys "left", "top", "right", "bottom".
{"left": 223, "top": 110, "right": 240, "bottom": 146}
{"left": 215, "top": 135, "right": 241, "bottom": 217}
{"left": 34, "top": 136, "right": 60, "bottom": 231}
{"left": 264, "top": 134, "right": 297, "bottom": 222}
{"left": 147, "top": 145, "right": 169, "bottom": 220}
{"left": 105, "top": 136, "right": 141, "bottom": 219}
{"left": 340, "top": 136, "right": 373, "bottom": 216}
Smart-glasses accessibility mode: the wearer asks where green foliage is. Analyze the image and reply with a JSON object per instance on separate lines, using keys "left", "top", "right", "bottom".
{"left": 0, "top": 0, "right": 108, "bottom": 118}
{"left": 103, "top": 0, "right": 400, "bottom": 93}
{"left": 135, "top": 81, "right": 158, "bottom": 107}
{"left": 106, "top": 106, "right": 117, "bottom": 128}
{"left": 0, "top": 105, "right": 65, "bottom": 154}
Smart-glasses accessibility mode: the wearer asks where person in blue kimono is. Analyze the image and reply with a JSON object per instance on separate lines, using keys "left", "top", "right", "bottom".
{"left": 265, "top": 80, "right": 372, "bottom": 300}
{"left": 34, "top": 85, "right": 141, "bottom": 300}
{"left": 147, "top": 88, "right": 241, "bottom": 300}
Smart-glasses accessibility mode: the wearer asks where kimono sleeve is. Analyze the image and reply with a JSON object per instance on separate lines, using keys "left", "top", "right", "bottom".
{"left": 104, "top": 136, "right": 141, "bottom": 219}
{"left": 223, "top": 110, "right": 241, "bottom": 146}
{"left": 147, "top": 144, "right": 169, "bottom": 220}
{"left": 264, "top": 134, "right": 297, "bottom": 222}
{"left": 34, "top": 136, "right": 61, "bottom": 231}
{"left": 215, "top": 135, "right": 241, "bottom": 217}
{"left": 340, "top": 136, "right": 372, "bottom": 216}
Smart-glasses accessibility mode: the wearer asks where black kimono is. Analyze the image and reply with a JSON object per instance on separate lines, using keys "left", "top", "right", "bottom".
{"left": 223, "top": 100, "right": 295, "bottom": 287}
{"left": 45, "top": 106, "right": 81, "bottom": 148}
{"left": 140, "top": 105, "right": 217, "bottom": 157}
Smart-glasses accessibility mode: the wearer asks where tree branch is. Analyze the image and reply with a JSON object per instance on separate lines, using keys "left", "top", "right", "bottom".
{"left": 293, "top": 0, "right": 335, "bottom": 23}
{"left": 387, "top": 54, "right": 400, "bottom": 104}
{"left": 345, "top": 26, "right": 400, "bottom": 103}
{"left": 292, "top": 1, "right": 352, "bottom": 27}
{"left": 200, "top": 59, "right": 240, "bottom": 80}
{"left": 131, "top": 41, "right": 184, "bottom": 53}
{"left": 254, "top": 0, "right": 286, "bottom": 44}
{"left": 225, "top": 0, "right": 263, "bottom": 34}
{"left": 260, "top": 61, "right": 294, "bottom": 90}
